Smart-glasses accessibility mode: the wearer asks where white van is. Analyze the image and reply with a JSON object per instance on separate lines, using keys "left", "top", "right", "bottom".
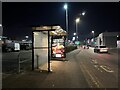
{"left": 14, "top": 43, "right": 20, "bottom": 51}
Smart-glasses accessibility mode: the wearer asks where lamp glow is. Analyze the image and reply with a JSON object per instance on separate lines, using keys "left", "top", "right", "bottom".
{"left": 76, "top": 18, "right": 80, "bottom": 23}
{"left": 74, "top": 33, "right": 76, "bottom": 35}
{"left": 82, "top": 12, "right": 85, "bottom": 16}
{"left": 0, "top": 24, "right": 2, "bottom": 27}
{"left": 64, "top": 4, "right": 67, "bottom": 10}
{"left": 92, "top": 31, "right": 94, "bottom": 34}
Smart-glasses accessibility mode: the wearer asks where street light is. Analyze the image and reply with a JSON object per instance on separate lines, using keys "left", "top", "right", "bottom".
{"left": 72, "top": 36, "right": 75, "bottom": 41}
{"left": 73, "top": 33, "right": 76, "bottom": 36}
{"left": 82, "top": 11, "right": 86, "bottom": 16}
{"left": 74, "top": 11, "right": 86, "bottom": 42}
{"left": 63, "top": 3, "right": 68, "bottom": 42}
{"left": 25, "top": 36, "right": 29, "bottom": 39}
{"left": 92, "top": 30, "right": 95, "bottom": 43}
{"left": 0, "top": 24, "right": 3, "bottom": 48}
{"left": 76, "top": 18, "right": 80, "bottom": 23}
{"left": 75, "top": 18, "right": 80, "bottom": 41}
{"left": 25, "top": 35, "right": 29, "bottom": 41}
{"left": 92, "top": 31, "right": 94, "bottom": 38}
{"left": 0, "top": 24, "right": 2, "bottom": 27}
{"left": 0, "top": 24, "right": 3, "bottom": 37}
{"left": 92, "top": 30, "right": 94, "bottom": 34}
{"left": 64, "top": 4, "right": 67, "bottom": 10}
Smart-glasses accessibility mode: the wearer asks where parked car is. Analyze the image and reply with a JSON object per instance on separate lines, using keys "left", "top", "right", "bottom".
{"left": 94, "top": 45, "right": 108, "bottom": 53}
{"left": 2, "top": 38, "right": 20, "bottom": 52}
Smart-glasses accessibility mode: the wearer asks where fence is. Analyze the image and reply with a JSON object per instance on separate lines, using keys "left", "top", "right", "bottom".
{"left": 17, "top": 51, "right": 32, "bottom": 73}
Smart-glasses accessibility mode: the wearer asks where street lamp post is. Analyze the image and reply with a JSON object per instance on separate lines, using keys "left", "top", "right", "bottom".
{"left": 91, "top": 30, "right": 95, "bottom": 46}
{"left": 92, "top": 30, "right": 95, "bottom": 41}
{"left": 72, "top": 36, "right": 75, "bottom": 41}
{"left": 73, "top": 33, "right": 76, "bottom": 36}
{"left": 64, "top": 3, "right": 68, "bottom": 42}
{"left": 75, "top": 18, "right": 80, "bottom": 41}
{"left": 0, "top": 24, "right": 3, "bottom": 39}
{"left": 0, "top": 24, "right": 2, "bottom": 90}
{"left": 82, "top": 11, "right": 86, "bottom": 16}
{"left": 75, "top": 11, "right": 85, "bottom": 42}
{"left": 25, "top": 35, "right": 29, "bottom": 41}
{"left": 0, "top": 24, "right": 2, "bottom": 27}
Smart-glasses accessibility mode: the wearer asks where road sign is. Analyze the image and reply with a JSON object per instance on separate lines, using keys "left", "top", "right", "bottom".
{"left": 75, "top": 41, "right": 80, "bottom": 45}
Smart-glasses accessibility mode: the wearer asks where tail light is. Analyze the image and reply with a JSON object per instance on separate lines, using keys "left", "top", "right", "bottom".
{"left": 98, "top": 48, "right": 101, "bottom": 50}
{"left": 106, "top": 48, "right": 108, "bottom": 50}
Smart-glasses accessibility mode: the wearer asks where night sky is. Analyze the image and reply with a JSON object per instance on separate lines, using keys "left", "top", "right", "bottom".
{"left": 2, "top": 2, "right": 119, "bottom": 41}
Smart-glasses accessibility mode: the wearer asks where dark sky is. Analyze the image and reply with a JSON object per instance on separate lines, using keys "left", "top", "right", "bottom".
{"left": 2, "top": 2, "right": 119, "bottom": 41}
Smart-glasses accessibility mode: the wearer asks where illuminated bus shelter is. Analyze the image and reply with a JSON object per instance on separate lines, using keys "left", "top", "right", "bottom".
{"left": 32, "top": 25, "right": 66, "bottom": 72}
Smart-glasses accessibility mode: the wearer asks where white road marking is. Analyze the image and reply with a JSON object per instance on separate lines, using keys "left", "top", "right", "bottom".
{"left": 97, "top": 67, "right": 103, "bottom": 72}
{"left": 100, "top": 65, "right": 114, "bottom": 73}
{"left": 90, "top": 59, "right": 104, "bottom": 73}
{"left": 81, "top": 63, "right": 103, "bottom": 88}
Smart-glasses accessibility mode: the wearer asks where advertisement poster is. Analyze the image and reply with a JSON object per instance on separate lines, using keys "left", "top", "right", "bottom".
{"left": 52, "top": 36, "right": 65, "bottom": 58}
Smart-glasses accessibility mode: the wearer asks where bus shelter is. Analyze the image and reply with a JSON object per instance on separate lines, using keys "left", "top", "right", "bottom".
{"left": 32, "top": 25, "right": 66, "bottom": 72}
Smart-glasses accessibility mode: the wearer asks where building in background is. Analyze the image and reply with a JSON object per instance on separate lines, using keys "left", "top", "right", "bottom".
{"left": 96, "top": 32, "right": 120, "bottom": 48}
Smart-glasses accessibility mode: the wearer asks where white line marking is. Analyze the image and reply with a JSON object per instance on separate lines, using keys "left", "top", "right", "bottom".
{"left": 82, "top": 63, "right": 103, "bottom": 88}
{"left": 100, "top": 65, "right": 114, "bottom": 73}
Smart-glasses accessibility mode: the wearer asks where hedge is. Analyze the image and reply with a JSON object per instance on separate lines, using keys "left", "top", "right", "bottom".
{"left": 65, "top": 45, "right": 77, "bottom": 53}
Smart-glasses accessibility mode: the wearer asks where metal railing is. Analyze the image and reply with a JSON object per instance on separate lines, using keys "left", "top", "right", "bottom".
{"left": 17, "top": 51, "right": 32, "bottom": 73}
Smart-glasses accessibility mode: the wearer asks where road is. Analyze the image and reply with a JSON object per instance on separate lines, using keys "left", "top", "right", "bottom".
{"left": 2, "top": 48, "right": 119, "bottom": 88}
{"left": 66, "top": 47, "right": 119, "bottom": 88}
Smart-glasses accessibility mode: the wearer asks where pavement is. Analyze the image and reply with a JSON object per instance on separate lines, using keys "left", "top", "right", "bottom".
{"left": 2, "top": 49, "right": 89, "bottom": 88}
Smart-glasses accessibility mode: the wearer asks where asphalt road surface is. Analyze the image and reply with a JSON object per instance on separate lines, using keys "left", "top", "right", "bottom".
{"left": 2, "top": 48, "right": 119, "bottom": 88}
{"left": 66, "top": 47, "right": 119, "bottom": 88}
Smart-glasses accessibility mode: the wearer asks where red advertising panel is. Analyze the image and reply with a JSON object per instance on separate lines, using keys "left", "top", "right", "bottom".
{"left": 52, "top": 36, "right": 65, "bottom": 58}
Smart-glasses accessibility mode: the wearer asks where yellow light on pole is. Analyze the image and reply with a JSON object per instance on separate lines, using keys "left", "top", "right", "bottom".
{"left": 75, "top": 18, "right": 80, "bottom": 23}
{"left": 63, "top": 3, "right": 68, "bottom": 42}
{"left": 75, "top": 18, "right": 80, "bottom": 41}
